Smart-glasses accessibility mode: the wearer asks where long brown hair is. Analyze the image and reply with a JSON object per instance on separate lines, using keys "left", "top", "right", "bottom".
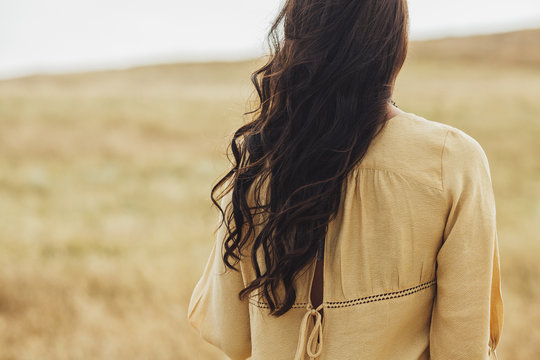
{"left": 210, "top": 0, "right": 409, "bottom": 317}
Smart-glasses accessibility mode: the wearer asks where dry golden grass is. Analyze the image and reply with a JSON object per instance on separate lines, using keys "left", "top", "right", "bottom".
{"left": 0, "top": 28, "right": 539, "bottom": 359}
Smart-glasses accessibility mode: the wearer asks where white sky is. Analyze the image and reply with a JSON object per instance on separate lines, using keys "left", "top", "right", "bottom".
{"left": 0, "top": 0, "right": 539, "bottom": 79}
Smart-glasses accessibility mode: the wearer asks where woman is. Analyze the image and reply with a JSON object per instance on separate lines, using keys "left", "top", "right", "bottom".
{"left": 187, "top": 0, "right": 503, "bottom": 359}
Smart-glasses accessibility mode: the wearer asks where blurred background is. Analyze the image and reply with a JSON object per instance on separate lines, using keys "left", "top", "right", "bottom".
{"left": 0, "top": 0, "right": 539, "bottom": 359}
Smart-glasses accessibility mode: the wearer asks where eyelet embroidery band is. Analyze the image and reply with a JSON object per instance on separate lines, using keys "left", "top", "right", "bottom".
{"left": 326, "top": 279, "right": 437, "bottom": 308}
{"left": 248, "top": 299, "right": 308, "bottom": 309}
{"left": 248, "top": 279, "right": 437, "bottom": 309}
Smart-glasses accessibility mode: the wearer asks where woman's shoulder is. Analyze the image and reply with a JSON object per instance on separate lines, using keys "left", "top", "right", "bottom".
{"left": 399, "top": 112, "right": 492, "bottom": 181}
{"left": 359, "top": 110, "right": 490, "bottom": 192}
{"left": 392, "top": 111, "right": 487, "bottom": 157}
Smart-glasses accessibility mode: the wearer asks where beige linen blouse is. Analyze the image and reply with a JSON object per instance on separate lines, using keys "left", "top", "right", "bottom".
{"left": 187, "top": 111, "right": 504, "bottom": 360}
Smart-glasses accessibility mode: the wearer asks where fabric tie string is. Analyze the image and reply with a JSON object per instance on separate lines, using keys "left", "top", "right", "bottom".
{"left": 294, "top": 303, "right": 324, "bottom": 360}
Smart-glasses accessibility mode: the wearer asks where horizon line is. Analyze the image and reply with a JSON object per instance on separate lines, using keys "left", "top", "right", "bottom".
{"left": 0, "top": 25, "right": 538, "bottom": 81}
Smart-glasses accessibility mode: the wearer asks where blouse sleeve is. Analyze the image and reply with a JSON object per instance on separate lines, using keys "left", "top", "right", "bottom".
{"left": 430, "top": 129, "right": 504, "bottom": 359}
{"left": 187, "top": 188, "right": 252, "bottom": 360}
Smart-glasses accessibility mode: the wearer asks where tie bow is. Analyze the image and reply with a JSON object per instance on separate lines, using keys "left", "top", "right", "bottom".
{"left": 294, "top": 303, "right": 324, "bottom": 360}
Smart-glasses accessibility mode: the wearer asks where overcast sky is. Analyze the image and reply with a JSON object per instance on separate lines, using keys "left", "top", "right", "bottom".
{"left": 0, "top": 0, "right": 539, "bottom": 79}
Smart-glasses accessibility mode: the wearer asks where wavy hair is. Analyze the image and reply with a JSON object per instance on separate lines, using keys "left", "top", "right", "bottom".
{"left": 210, "top": 0, "right": 409, "bottom": 317}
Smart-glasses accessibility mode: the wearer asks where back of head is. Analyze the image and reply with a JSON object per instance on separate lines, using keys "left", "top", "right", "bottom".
{"left": 211, "top": 0, "right": 410, "bottom": 317}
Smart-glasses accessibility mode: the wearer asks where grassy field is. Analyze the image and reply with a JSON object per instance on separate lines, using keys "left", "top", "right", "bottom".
{"left": 0, "top": 28, "right": 539, "bottom": 359}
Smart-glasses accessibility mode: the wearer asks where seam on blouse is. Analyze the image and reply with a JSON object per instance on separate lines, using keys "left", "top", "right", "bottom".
{"left": 352, "top": 166, "right": 443, "bottom": 193}
{"left": 441, "top": 129, "right": 450, "bottom": 191}
{"left": 249, "top": 279, "right": 437, "bottom": 309}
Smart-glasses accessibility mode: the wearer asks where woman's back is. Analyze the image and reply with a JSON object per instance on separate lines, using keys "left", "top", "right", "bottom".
{"left": 187, "top": 110, "right": 503, "bottom": 359}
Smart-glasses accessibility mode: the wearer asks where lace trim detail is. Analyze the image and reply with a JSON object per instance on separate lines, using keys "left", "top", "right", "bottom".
{"left": 249, "top": 279, "right": 437, "bottom": 309}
